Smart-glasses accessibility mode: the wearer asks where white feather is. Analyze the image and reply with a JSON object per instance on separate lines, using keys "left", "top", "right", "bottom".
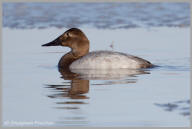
{"left": 70, "top": 51, "right": 147, "bottom": 69}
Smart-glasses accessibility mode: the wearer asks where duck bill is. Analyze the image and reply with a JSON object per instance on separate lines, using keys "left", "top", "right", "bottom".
{"left": 42, "top": 38, "right": 61, "bottom": 46}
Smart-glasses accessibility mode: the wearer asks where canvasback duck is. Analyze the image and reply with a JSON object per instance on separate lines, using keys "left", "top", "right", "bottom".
{"left": 42, "top": 28, "right": 153, "bottom": 69}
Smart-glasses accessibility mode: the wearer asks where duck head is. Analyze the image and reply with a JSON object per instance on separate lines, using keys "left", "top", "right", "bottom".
{"left": 42, "top": 28, "right": 90, "bottom": 57}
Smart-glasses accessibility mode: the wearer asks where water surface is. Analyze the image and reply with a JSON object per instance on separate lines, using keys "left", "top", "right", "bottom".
{"left": 2, "top": 27, "right": 190, "bottom": 127}
{"left": 3, "top": 3, "right": 190, "bottom": 29}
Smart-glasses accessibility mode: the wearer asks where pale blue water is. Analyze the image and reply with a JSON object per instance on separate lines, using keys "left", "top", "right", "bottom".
{"left": 2, "top": 2, "right": 191, "bottom": 127}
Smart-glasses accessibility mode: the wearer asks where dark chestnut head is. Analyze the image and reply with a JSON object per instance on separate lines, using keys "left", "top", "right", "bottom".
{"left": 42, "top": 28, "right": 89, "bottom": 57}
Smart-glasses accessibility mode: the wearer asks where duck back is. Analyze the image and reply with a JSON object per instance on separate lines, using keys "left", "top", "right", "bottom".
{"left": 69, "top": 51, "right": 153, "bottom": 69}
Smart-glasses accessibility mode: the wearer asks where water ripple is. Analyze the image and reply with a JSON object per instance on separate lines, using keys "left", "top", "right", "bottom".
{"left": 3, "top": 3, "right": 190, "bottom": 29}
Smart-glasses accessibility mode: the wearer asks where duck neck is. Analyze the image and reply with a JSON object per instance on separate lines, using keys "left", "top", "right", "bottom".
{"left": 58, "top": 49, "right": 89, "bottom": 69}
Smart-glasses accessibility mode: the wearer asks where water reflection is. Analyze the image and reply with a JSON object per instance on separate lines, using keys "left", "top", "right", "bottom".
{"left": 46, "top": 68, "right": 150, "bottom": 99}
{"left": 46, "top": 68, "right": 89, "bottom": 100}
{"left": 44, "top": 55, "right": 151, "bottom": 125}
{"left": 71, "top": 69, "right": 150, "bottom": 80}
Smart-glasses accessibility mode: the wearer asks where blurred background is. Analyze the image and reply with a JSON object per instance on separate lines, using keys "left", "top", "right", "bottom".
{"left": 3, "top": 2, "right": 190, "bottom": 29}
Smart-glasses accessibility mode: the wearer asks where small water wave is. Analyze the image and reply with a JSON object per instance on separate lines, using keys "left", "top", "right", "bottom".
{"left": 154, "top": 100, "right": 190, "bottom": 117}
{"left": 3, "top": 3, "right": 190, "bottom": 29}
{"left": 151, "top": 57, "right": 190, "bottom": 71}
{"left": 152, "top": 65, "right": 190, "bottom": 72}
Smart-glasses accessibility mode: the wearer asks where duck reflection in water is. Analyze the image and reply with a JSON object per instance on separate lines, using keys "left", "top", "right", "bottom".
{"left": 46, "top": 65, "right": 89, "bottom": 100}
{"left": 46, "top": 54, "right": 151, "bottom": 100}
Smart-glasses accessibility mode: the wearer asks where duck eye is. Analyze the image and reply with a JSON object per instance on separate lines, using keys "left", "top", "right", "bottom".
{"left": 66, "top": 33, "right": 70, "bottom": 37}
